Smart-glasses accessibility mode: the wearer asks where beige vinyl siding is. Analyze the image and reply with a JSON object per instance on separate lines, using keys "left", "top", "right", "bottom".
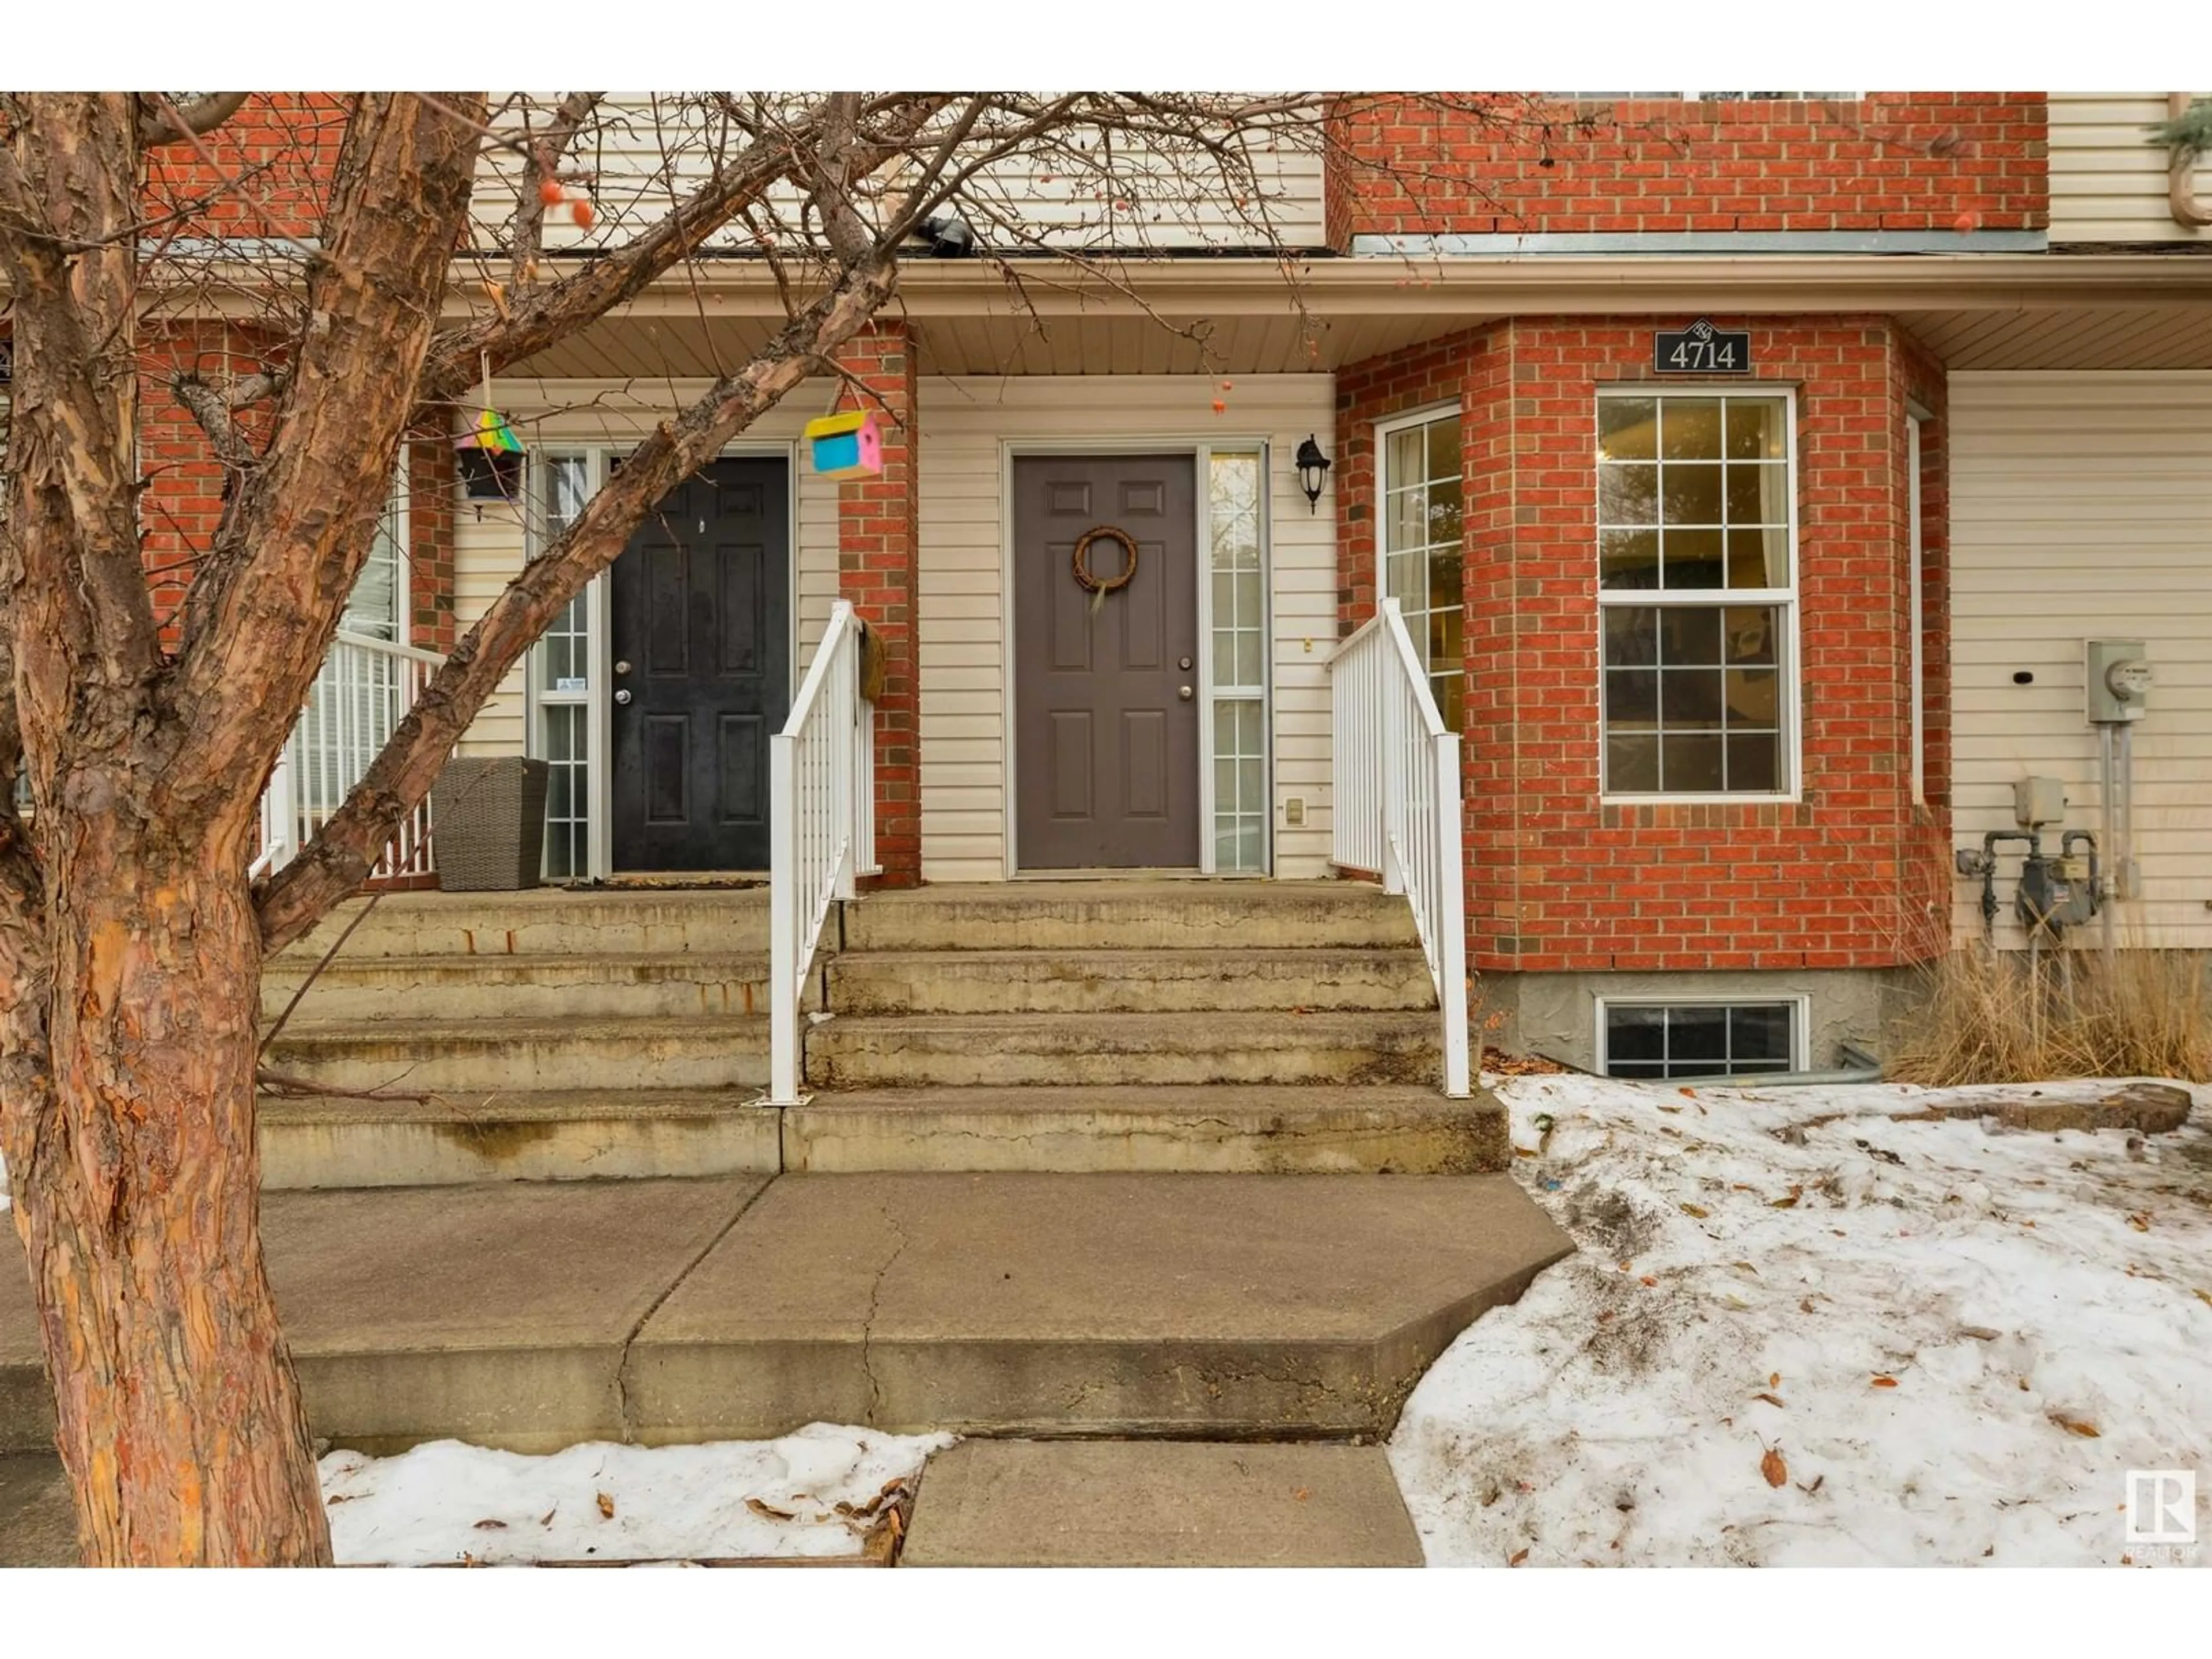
{"left": 1948, "top": 372, "right": 2212, "bottom": 947}
{"left": 918, "top": 375, "right": 1338, "bottom": 882}
{"left": 2048, "top": 92, "right": 2212, "bottom": 243}
{"left": 449, "top": 381, "right": 838, "bottom": 757}
{"left": 479, "top": 97, "right": 1324, "bottom": 252}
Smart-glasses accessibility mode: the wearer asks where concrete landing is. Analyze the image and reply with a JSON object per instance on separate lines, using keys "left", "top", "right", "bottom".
{"left": 902, "top": 1440, "right": 1422, "bottom": 1567}
{"left": 2, "top": 1172, "right": 1571, "bottom": 1455}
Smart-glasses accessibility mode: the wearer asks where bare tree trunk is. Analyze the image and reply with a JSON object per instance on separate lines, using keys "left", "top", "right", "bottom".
{"left": 9, "top": 804, "right": 327, "bottom": 1565}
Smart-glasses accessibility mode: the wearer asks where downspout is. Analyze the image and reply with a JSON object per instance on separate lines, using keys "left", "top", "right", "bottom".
{"left": 2169, "top": 93, "right": 2211, "bottom": 229}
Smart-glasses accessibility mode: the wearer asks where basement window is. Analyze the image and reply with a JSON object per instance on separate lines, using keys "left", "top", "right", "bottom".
{"left": 1598, "top": 999, "right": 1802, "bottom": 1080}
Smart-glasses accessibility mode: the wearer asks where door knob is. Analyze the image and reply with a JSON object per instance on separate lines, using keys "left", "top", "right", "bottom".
{"left": 614, "top": 660, "right": 632, "bottom": 676}
{"left": 1179, "top": 656, "right": 1192, "bottom": 671}
{"left": 1178, "top": 685, "right": 1194, "bottom": 700}
{"left": 614, "top": 689, "right": 632, "bottom": 706}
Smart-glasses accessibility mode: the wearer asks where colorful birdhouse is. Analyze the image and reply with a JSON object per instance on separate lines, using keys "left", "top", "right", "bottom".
{"left": 805, "top": 410, "right": 882, "bottom": 481}
{"left": 454, "top": 407, "right": 526, "bottom": 501}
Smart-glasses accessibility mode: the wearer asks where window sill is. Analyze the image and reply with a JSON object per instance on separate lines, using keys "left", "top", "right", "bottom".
{"left": 1599, "top": 793, "right": 1800, "bottom": 808}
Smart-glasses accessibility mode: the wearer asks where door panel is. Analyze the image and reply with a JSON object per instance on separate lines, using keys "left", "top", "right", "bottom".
{"left": 1014, "top": 454, "right": 1200, "bottom": 869}
{"left": 611, "top": 458, "right": 790, "bottom": 870}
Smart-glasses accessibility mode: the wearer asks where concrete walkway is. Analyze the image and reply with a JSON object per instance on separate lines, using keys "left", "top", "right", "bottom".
{"left": 4, "top": 1172, "right": 1570, "bottom": 1456}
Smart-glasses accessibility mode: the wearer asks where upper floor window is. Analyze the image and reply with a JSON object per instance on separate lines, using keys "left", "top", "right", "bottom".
{"left": 1377, "top": 406, "right": 1465, "bottom": 729}
{"left": 1597, "top": 390, "right": 1797, "bottom": 798}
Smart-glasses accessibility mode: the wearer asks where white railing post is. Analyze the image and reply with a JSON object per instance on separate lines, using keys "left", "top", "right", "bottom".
{"left": 768, "top": 725, "right": 801, "bottom": 1106}
{"left": 1434, "top": 730, "right": 1471, "bottom": 1097}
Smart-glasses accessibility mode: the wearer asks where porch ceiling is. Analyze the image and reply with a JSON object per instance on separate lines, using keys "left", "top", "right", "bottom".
{"left": 502, "top": 255, "right": 2212, "bottom": 379}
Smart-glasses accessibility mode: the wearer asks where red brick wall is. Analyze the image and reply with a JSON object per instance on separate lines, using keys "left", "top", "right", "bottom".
{"left": 142, "top": 93, "right": 350, "bottom": 244}
{"left": 1328, "top": 94, "right": 2048, "bottom": 245}
{"left": 836, "top": 326, "right": 922, "bottom": 887}
{"left": 1336, "top": 315, "right": 1949, "bottom": 973}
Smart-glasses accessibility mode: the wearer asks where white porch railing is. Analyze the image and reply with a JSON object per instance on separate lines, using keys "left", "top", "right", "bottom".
{"left": 1328, "top": 599, "right": 1472, "bottom": 1097}
{"left": 768, "top": 601, "right": 877, "bottom": 1106}
{"left": 251, "top": 629, "right": 443, "bottom": 881}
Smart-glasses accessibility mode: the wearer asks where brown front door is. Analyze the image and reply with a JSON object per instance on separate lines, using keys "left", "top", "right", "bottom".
{"left": 1013, "top": 454, "right": 1200, "bottom": 870}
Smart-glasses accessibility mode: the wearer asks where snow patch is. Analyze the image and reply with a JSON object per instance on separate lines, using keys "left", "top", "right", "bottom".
{"left": 1389, "top": 1074, "right": 2212, "bottom": 1567}
{"left": 320, "top": 1423, "right": 955, "bottom": 1565}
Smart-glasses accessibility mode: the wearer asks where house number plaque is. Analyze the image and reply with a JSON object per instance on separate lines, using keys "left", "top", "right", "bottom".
{"left": 1653, "top": 319, "right": 1752, "bottom": 374}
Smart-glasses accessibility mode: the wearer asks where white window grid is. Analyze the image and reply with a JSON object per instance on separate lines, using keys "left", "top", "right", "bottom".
{"left": 1376, "top": 403, "right": 1465, "bottom": 730}
{"left": 1596, "top": 386, "right": 1800, "bottom": 801}
{"left": 1207, "top": 450, "right": 1268, "bottom": 873}
{"left": 532, "top": 452, "right": 593, "bottom": 880}
{"left": 1594, "top": 995, "right": 1808, "bottom": 1079}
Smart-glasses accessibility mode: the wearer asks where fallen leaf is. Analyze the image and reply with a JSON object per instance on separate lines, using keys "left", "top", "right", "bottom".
{"left": 1771, "top": 1185, "right": 1804, "bottom": 1210}
{"left": 539, "top": 1507, "right": 556, "bottom": 1527}
{"left": 1872, "top": 1376, "right": 1899, "bottom": 1388}
{"left": 325, "top": 1494, "right": 356, "bottom": 1506}
{"left": 1752, "top": 1392, "right": 1787, "bottom": 1409}
{"left": 596, "top": 1491, "right": 616, "bottom": 1520}
{"left": 1678, "top": 1087, "right": 1697, "bottom": 1098}
{"left": 1639, "top": 1275, "right": 1659, "bottom": 1287}
{"left": 1679, "top": 1202, "right": 1710, "bottom": 1219}
{"left": 1959, "top": 1325, "right": 2002, "bottom": 1342}
{"left": 2052, "top": 1418, "right": 2101, "bottom": 1439}
{"left": 1730, "top": 1183, "right": 1756, "bottom": 1192}
{"left": 746, "top": 1497, "right": 799, "bottom": 1521}
{"left": 1798, "top": 1474, "right": 1825, "bottom": 1495}
{"left": 1293, "top": 1487, "right": 1311, "bottom": 1502}
{"left": 1509, "top": 1547, "right": 1530, "bottom": 1567}
{"left": 1760, "top": 1447, "right": 1787, "bottom": 1488}
{"left": 472, "top": 1518, "right": 506, "bottom": 1531}
{"left": 1769, "top": 1372, "right": 1781, "bottom": 1387}
{"left": 2195, "top": 1289, "right": 2212, "bottom": 1310}
{"left": 2127, "top": 1213, "right": 2151, "bottom": 1233}
{"left": 1798, "top": 1297, "right": 1817, "bottom": 1313}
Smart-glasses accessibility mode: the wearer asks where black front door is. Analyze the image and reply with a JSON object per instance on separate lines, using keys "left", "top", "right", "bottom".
{"left": 610, "top": 457, "right": 790, "bottom": 870}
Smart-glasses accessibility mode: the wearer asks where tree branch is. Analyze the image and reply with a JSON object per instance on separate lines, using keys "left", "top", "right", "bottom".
{"left": 506, "top": 90, "right": 604, "bottom": 289}
{"left": 138, "top": 93, "right": 250, "bottom": 147}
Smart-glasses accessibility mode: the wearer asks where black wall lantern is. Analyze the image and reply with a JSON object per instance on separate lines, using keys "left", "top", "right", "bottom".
{"left": 1294, "top": 434, "right": 1331, "bottom": 513}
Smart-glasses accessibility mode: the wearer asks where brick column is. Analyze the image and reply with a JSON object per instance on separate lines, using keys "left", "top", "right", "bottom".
{"left": 406, "top": 430, "right": 457, "bottom": 653}
{"left": 835, "top": 324, "right": 922, "bottom": 887}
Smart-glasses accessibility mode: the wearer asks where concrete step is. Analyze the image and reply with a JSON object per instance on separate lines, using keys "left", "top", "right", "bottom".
{"left": 265, "top": 1015, "right": 769, "bottom": 1094}
{"left": 805, "top": 1011, "right": 1441, "bottom": 1090}
{"left": 281, "top": 887, "right": 768, "bottom": 961}
{"left": 824, "top": 947, "right": 1436, "bottom": 1016}
{"left": 785, "top": 1085, "right": 1503, "bottom": 1174}
{"left": 262, "top": 951, "right": 789, "bottom": 1024}
{"left": 842, "top": 880, "right": 1419, "bottom": 953}
{"left": 0, "top": 1174, "right": 1571, "bottom": 1454}
{"left": 902, "top": 1441, "right": 1423, "bottom": 1566}
{"left": 257, "top": 1090, "right": 780, "bottom": 1190}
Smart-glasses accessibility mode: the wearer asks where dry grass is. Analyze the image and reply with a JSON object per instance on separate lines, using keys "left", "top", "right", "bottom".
{"left": 1887, "top": 946, "right": 2212, "bottom": 1086}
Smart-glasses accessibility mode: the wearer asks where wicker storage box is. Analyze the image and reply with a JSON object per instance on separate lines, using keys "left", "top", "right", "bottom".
{"left": 429, "top": 756, "right": 550, "bottom": 891}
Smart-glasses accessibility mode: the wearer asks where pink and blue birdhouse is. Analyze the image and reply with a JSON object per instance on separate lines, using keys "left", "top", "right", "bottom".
{"left": 805, "top": 410, "right": 883, "bottom": 481}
